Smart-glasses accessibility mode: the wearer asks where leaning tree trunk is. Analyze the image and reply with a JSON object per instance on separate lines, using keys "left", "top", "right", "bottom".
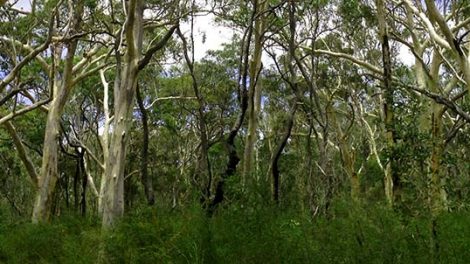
{"left": 32, "top": 8, "right": 83, "bottom": 221}
{"left": 32, "top": 76, "right": 73, "bottom": 222}
{"left": 208, "top": 5, "right": 257, "bottom": 213}
{"left": 271, "top": 104, "right": 297, "bottom": 203}
{"left": 4, "top": 121, "right": 39, "bottom": 186}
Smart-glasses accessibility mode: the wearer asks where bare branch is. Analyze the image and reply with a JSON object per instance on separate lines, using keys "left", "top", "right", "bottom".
{"left": 145, "top": 96, "right": 197, "bottom": 110}
{"left": 0, "top": 99, "right": 51, "bottom": 125}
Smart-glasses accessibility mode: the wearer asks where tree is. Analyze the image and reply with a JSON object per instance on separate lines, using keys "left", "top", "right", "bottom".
{"left": 242, "top": 0, "right": 268, "bottom": 185}
{"left": 1, "top": 1, "right": 469, "bottom": 240}
{"left": 376, "top": 0, "right": 397, "bottom": 206}
{"left": 33, "top": 0, "right": 87, "bottom": 223}
{"left": 101, "top": 0, "right": 177, "bottom": 228}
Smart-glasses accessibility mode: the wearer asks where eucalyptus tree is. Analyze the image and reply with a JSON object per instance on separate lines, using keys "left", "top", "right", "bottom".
{"left": 97, "top": 0, "right": 146, "bottom": 225}
{"left": 242, "top": 0, "right": 269, "bottom": 185}
{"left": 209, "top": 0, "right": 258, "bottom": 211}
{"left": 376, "top": 0, "right": 397, "bottom": 205}
{"left": 100, "top": 0, "right": 178, "bottom": 228}
{"left": 263, "top": 0, "right": 371, "bottom": 210}
{"left": 0, "top": 0, "right": 56, "bottom": 178}
{"left": 0, "top": 0, "right": 95, "bottom": 221}
{"left": 30, "top": 0, "right": 121, "bottom": 223}
{"left": 2, "top": 0, "right": 470, "bottom": 227}
{"left": 298, "top": 0, "right": 470, "bottom": 214}
{"left": 32, "top": 0, "right": 88, "bottom": 223}
{"left": 396, "top": 0, "right": 470, "bottom": 215}
{"left": 1, "top": 0, "right": 178, "bottom": 224}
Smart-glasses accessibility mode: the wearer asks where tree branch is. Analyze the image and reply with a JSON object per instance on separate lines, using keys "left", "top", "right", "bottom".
{"left": 138, "top": 24, "right": 178, "bottom": 71}
{"left": 3, "top": 121, "right": 39, "bottom": 187}
{"left": 0, "top": 99, "right": 51, "bottom": 125}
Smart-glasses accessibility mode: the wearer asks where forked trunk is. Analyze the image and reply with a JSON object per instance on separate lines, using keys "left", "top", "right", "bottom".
{"left": 32, "top": 41, "right": 80, "bottom": 223}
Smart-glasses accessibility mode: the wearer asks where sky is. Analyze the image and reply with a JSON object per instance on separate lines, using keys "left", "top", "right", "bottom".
{"left": 178, "top": 13, "right": 234, "bottom": 61}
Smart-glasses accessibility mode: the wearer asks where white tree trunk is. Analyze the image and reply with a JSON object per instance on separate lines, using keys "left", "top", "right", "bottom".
{"left": 101, "top": 0, "right": 143, "bottom": 228}
{"left": 32, "top": 40, "right": 79, "bottom": 223}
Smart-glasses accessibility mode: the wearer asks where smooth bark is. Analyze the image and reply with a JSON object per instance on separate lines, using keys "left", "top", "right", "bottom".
{"left": 32, "top": 2, "right": 83, "bottom": 221}
{"left": 242, "top": 0, "right": 267, "bottom": 184}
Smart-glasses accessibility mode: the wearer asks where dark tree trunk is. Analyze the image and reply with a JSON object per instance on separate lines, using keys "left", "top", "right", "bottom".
{"left": 64, "top": 173, "right": 70, "bottom": 209}
{"left": 207, "top": 1, "right": 259, "bottom": 213}
{"left": 73, "top": 159, "right": 80, "bottom": 211}
{"left": 377, "top": 0, "right": 398, "bottom": 205}
{"left": 271, "top": 104, "right": 297, "bottom": 203}
{"left": 209, "top": 88, "right": 248, "bottom": 213}
{"left": 79, "top": 151, "right": 87, "bottom": 216}
{"left": 136, "top": 84, "right": 155, "bottom": 205}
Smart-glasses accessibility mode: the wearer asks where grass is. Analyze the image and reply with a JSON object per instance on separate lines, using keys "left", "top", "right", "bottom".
{"left": 1, "top": 199, "right": 469, "bottom": 263}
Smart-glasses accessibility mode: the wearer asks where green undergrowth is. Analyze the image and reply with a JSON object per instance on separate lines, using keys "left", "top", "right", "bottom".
{"left": 1, "top": 200, "right": 470, "bottom": 263}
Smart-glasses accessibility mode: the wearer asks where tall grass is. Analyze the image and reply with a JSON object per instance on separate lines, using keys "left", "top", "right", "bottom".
{"left": 1, "top": 199, "right": 469, "bottom": 263}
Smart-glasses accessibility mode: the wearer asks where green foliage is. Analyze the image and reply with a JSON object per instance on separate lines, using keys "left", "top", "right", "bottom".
{"left": 2, "top": 200, "right": 470, "bottom": 263}
{"left": 14, "top": 110, "right": 47, "bottom": 149}
{"left": 437, "top": 212, "right": 470, "bottom": 261}
{"left": 339, "top": 0, "right": 376, "bottom": 27}
{"left": 0, "top": 214, "right": 101, "bottom": 264}
{"left": 84, "top": 0, "right": 97, "bottom": 10}
{"left": 103, "top": 205, "right": 209, "bottom": 263}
